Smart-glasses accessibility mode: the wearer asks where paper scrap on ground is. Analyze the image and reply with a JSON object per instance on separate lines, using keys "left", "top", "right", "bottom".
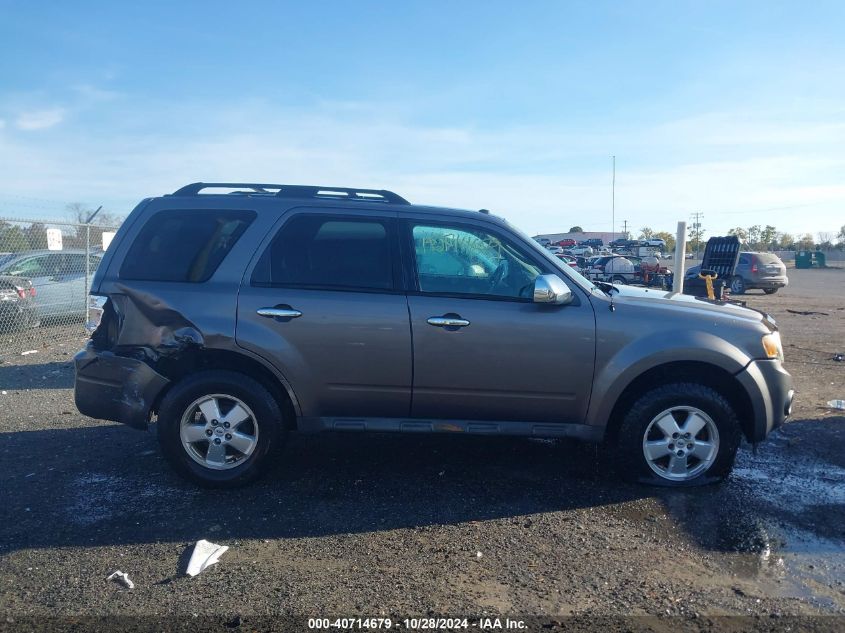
{"left": 107, "top": 570, "right": 134, "bottom": 589}
{"left": 20, "top": 350, "right": 37, "bottom": 356}
{"left": 186, "top": 539, "right": 229, "bottom": 577}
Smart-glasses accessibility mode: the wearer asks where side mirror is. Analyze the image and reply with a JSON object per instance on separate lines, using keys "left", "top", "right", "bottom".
{"left": 533, "top": 274, "right": 573, "bottom": 305}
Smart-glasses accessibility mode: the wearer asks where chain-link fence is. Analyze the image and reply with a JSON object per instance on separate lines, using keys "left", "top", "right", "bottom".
{"left": 0, "top": 216, "right": 121, "bottom": 354}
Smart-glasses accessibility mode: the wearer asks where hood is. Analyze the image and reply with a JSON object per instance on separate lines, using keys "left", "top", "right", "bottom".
{"left": 605, "top": 284, "right": 775, "bottom": 329}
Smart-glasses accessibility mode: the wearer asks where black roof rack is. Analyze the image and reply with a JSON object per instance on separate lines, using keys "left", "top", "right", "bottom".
{"left": 170, "top": 182, "right": 410, "bottom": 204}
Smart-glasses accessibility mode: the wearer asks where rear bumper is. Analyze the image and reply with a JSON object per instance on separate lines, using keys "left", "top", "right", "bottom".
{"left": 749, "top": 278, "right": 789, "bottom": 289}
{"left": 74, "top": 342, "right": 170, "bottom": 429}
{"left": 736, "top": 359, "right": 794, "bottom": 442}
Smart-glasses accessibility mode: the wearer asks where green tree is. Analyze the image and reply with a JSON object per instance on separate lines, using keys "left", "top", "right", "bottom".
{"left": 568, "top": 226, "right": 584, "bottom": 233}
{"left": 0, "top": 224, "right": 31, "bottom": 252}
{"left": 747, "top": 225, "right": 762, "bottom": 249}
{"left": 688, "top": 224, "right": 706, "bottom": 254}
{"left": 25, "top": 222, "right": 49, "bottom": 249}
{"left": 777, "top": 233, "right": 795, "bottom": 250}
{"left": 653, "top": 231, "right": 676, "bottom": 253}
{"left": 797, "top": 233, "right": 815, "bottom": 250}
{"left": 728, "top": 227, "right": 748, "bottom": 243}
{"left": 760, "top": 225, "right": 777, "bottom": 251}
{"left": 639, "top": 227, "right": 655, "bottom": 240}
{"left": 838, "top": 225, "right": 845, "bottom": 243}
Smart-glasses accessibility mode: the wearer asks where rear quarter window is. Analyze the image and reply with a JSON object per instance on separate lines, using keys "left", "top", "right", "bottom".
{"left": 120, "top": 209, "right": 255, "bottom": 282}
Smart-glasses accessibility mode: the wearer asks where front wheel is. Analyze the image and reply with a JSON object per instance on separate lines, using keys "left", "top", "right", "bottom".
{"left": 157, "top": 370, "right": 285, "bottom": 488}
{"left": 617, "top": 383, "right": 741, "bottom": 486}
{"left": 611, "top": 275, "right": 627, "bottom": 285}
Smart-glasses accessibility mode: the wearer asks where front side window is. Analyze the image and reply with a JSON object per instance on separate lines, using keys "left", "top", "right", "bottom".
{"left": 120, "top": 209, "right": 255, "bottom": 282}
{"left": 411, "top": 224, "right": 543, "bottom": 299}
{"left": 252, "top": 215, "right": 394, "bottom": 291}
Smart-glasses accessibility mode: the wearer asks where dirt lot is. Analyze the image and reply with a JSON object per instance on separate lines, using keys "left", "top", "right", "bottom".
{"left": 0, "top": 266, "right": 843, "bottom": 631}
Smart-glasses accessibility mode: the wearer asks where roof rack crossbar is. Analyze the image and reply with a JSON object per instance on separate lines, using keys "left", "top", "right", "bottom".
{"left": 171, "top": 182, "right": 410, "bottom": 204}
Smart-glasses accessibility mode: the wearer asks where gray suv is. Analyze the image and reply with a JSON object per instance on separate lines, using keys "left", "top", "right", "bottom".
{"left": 74, "top": 183, "right": 794, "bottom": 488}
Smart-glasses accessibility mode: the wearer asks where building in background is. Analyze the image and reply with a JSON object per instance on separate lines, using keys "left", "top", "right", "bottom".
{"left": 533, "top": 231, "right": 620, "bottom": 245}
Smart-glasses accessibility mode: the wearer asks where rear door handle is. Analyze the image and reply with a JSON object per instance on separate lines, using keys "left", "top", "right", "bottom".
{"left": 257, "top": 307, "right": 302, "bottom": 319}
{"left": 427, "top": 316, "right": 470, "bottom": 328}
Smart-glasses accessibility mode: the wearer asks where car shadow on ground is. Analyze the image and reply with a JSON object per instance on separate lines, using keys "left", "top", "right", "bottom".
{"left": 2, "top": 419, "right": 842, "bottom": 560}
{"left": 0, "top": 361, "right": 75, "bottom": 390}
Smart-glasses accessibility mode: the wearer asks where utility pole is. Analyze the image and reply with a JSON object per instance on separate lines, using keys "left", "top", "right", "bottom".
{"left": 622, "top": 220, "right": 628, "bottom": 240}
{"left": 611, "top": 155, "right": 616, "bottom": 242}
{"left": 690, "top": 211, "right": 704, "bottom": 259}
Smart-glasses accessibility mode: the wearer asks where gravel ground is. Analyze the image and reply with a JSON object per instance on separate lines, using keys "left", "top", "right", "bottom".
{"left": 0, "top": 266, "right": 843, "bottom": 631}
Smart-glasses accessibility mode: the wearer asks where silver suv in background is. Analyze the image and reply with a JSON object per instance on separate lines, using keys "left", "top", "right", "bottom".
{"left": 685, "top": 252, "right": 789, "bottom": 295}
{"left": 74, "top": 182, "right": 793, "bottom": 488}
{"left": 733, "top": 252, "right": 789, "bottom": 294}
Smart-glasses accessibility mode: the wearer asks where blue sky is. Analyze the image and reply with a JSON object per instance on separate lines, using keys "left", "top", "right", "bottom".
{"left": 1, "top": 0, "right": 843, "bottom": 239}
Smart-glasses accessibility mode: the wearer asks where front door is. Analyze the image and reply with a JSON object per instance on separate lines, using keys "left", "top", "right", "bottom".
{"left": 404, "top": 219, "right": 596, "bottom": 424}
{"left": 237, "top": 210, "right": 412, "bottom": 419}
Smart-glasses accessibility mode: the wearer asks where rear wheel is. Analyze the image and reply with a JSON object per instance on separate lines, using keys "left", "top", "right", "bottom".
{"left": 611, "top": 275, "right": 627, "bottom": 285}
{"left": 617, "top": 383, "right": 741, "bottom": 486}
{"left": 157, "top": 370, "right": 285, "bottom": 488}
{"left": 763, "top": 288, "right": 778, "bottom": 295}
{"left": 729, "top": 276, "right": 746, "bottom": 294}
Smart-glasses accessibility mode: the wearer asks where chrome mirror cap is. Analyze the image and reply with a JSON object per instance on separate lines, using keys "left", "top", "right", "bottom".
{"left": 533, "top": 274, "right": 573, "bottom": 305}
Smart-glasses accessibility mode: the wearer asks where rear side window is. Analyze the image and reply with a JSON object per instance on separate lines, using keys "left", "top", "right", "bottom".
{"left": 252, "top": 214, "right": 395, "bottom": 291}
{"left": 120, "top": 209, "right": 255, "bottom": 282}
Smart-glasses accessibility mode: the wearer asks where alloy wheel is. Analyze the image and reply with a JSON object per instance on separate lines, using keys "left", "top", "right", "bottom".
{"left": 642, "top": 406, "right": 720, "bottom": 482}
{"left": 179, "top": 394, "right": 259, "bottom": 470}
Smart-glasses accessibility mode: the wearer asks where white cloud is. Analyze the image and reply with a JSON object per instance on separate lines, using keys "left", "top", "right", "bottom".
{"left": 15, "top": 108, "right": 65, "bottom": 131}
{"left": 0, "top": 99, "right": 842, "bottom": 237}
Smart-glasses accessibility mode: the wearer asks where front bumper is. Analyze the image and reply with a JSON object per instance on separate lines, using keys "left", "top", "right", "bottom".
{"left": 736, "top": 359, "right": 794, "bottom": 442}
{"left": 74, "top": 342, "right": 170, "bottom": 429}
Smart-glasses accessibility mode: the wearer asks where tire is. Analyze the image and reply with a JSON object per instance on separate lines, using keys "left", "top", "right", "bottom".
{"left": 617, "top": 383, "right": 741, "bottom": 487}
{"left": 729, "top": 276, "right": 746, "bottom": 295}
{"left": 157, "top": 370, "right": 285, "bottom": 488}
{"left": 611, "top": 275, "right": 627, "bottom": 285}
{"left": 763, "top": 288, "right": 778, "bottom": 295}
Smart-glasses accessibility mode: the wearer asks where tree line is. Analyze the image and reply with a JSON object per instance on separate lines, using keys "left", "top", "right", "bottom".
{"left": 0, "top": 204, "right": 124, "bottom": 253}
{"left": 631, "top": 224, "right": 845, "bottom": 254}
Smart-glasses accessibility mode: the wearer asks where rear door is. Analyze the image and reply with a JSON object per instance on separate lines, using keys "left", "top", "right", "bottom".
{"left": 236, "top": 209, "right": 412, "bottom": 419}
{"left": 403, "top": 217, "right": 596, "bottom": 424}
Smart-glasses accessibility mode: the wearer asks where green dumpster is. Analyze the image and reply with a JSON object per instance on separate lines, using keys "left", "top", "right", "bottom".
{"left": 796, "top": 251, "right": 812, "bottom": 268}
{"left": 795, "top": 250, "right": 826, "bottom": 268}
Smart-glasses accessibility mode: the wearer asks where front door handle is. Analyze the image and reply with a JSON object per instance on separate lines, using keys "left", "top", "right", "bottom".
{"left": 427, "top": 315, "right": 470, "bottom": 328}
{"left": 257, "top": 307, "right": 302, "bottom": 319}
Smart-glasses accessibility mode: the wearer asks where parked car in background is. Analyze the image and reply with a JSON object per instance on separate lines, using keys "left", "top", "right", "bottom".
{"left": 568, "top": 245, "right": 594, "bottom": 257}
{"left": 0, "top": 275, "right": 38, "bottom": 331}
{"left": 555, "top": 238, "right": 577, "bottom": 247}
{"left": 685, "top": 252, "right": 788, "bottom": 295}
{"left": 546, "top": 245, "right": 565, "bottom": 255}
{"left": 0, "top": 250, "right": 103, "bottom": 320}
{"left": 581, "top": 238, "right": 604, "bottom": 248}
{"left": 646, "top": 238, "right": 666, "bottom": 248}
{"left": 733, "top": 252, "right": 788, "bottom": 294}
{"left": 555, "top": 253, "right": 579, "bottom": 268}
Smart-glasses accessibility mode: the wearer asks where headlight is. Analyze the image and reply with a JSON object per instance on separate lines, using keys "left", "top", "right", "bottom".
{"left": 762, "top": 332, "right": 783, "bottom": 361}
